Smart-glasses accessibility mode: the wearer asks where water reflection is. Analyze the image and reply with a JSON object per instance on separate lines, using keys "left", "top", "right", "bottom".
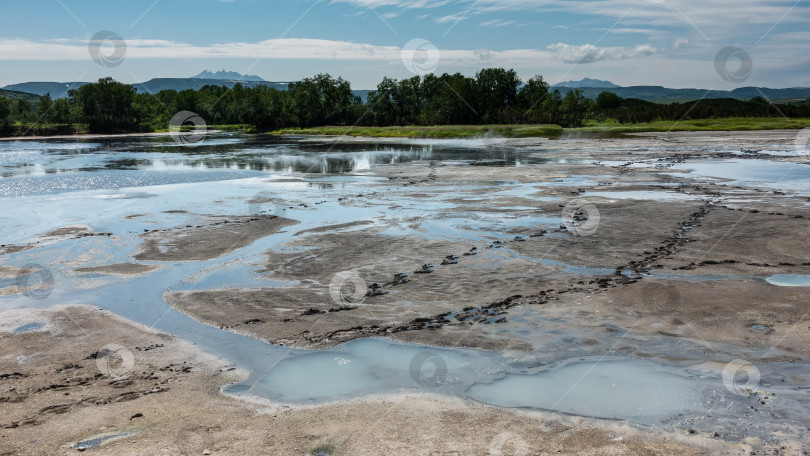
{"left": 0, "top": 134, "right": 551, "bottom": 193}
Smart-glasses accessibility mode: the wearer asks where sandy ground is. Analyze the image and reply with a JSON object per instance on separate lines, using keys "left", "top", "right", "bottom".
{"left": 3, "top": 130, "right": 810, "bottom": 454}
{"left": 0, "top": 305, "right": 731, "bottom": 456}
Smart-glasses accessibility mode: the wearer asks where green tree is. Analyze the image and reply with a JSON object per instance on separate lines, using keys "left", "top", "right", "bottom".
{"left": 50, "top": 98, "right": 73, "bottom": 124}
{"left": 0, "top": 97, "right": 11, "bottom": 130}
{"left": 560, "top": 89, "right": 591, "bottom": 127}
{"left": 287, "top": 74, "right": 356, "bottom": 127}
{"left": 475, "top": 68, "right": 521, "bottom": 123}
{"left": 518, "top": 76, "right": 550, "bottom": 123}
{"left": 541, "top": 90, "right": 563, "bottom": 124}
{"left": 72, "top": 77, "right": 137, "bottom": 132}
{"left": 596, "top": 91, "right": 621, "bottom": 110}
{"left": 13, "top": 99, "right": 32, "bottom": 123}
{"left": 36, "top": 94, "right": 53, "bottom": 122}
{"left": 366, "top": 77, "right": 398, "bottom": 126}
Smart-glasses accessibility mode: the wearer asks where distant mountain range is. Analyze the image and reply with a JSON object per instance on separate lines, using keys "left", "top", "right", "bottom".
{"left": 2, "top": 72, "right": 809, "bottom": 104}
{"left": 193, "top": 69, "right": 266, "bottom": 82}
{"left": 3, "top": 78, "right": 291, "bottom": 99}
{"left": 552, "top": 78, "right": 621, "bottom": 89}
{"left": 553, "top": 86, "right": 810, "bottom": 104}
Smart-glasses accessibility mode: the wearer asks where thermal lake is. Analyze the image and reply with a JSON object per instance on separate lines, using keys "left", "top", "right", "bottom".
{"left": 2, "top": 131, "right": 809, "bottom": 451}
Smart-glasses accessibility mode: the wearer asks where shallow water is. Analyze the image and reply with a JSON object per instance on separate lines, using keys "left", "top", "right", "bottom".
{"left": 72, "top": 432, "right": 132, "bottom": 449}
{"left": 669, "top": 159, "right": 810, "bottom": 195}
{"left": 13, "top": 322, "right": 44, "bottom": 332}
{"left": 467, "top": 358, "right": 703, "bottom": 421}
{"left": 0, "top": 135, "right": 551, "bottom": 198}
{"left": 765, "top": 274, "right": 810, "bottom": 287}
{"left": 2, "top": 134, "right": 810, "bottom": 441}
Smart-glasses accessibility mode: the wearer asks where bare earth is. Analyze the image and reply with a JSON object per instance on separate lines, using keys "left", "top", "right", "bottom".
{"left": 0, "top": 306, "right": 727, "bottom": 455}
{"left": 3, "top": 130, "right": 810, "bottom": 455}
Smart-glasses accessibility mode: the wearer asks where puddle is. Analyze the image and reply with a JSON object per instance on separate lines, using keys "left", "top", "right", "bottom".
{"left": 226, "top": 338, "right": 495, "bottom": 403}
{"left": 73, "top": 432, "right": 133, "bottom": 449}
{"left": 580, "top": 191, "right": 701, "bottom": 202}
{"left": 765, "top": 274, "right": 810, "bottom": 287}
{"left": 226, "top": 338, "right": 710, "bottom": 426}
{"left": 669, "top": 159, "right": 810, "bottom": 195}
{"left": 13, "top": 322, "right": 44, "bottom": 332}
{"left": 466, "top": 358, "right": 703, "bottom": 422}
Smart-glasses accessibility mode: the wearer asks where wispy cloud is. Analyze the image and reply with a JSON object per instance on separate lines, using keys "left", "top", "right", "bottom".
{"left": 330, "top": 0, "right": 810, "bottom": 41}
{"left": 0, "top": 37, "right": 665, "bottom": 69}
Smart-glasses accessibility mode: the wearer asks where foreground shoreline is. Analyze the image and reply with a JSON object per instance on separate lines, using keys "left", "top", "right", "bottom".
{"left": 0, "top": 305, "right": 733, "bottom": 455}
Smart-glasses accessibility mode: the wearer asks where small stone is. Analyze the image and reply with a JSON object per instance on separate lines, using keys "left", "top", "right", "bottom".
{"left": 203, "top": 450, "right": 210, "bottom": 455}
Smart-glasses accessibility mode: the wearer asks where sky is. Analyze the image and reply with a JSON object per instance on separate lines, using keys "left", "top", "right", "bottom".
{"left": 0, "top": 0, "right": 808, "bottom": 90}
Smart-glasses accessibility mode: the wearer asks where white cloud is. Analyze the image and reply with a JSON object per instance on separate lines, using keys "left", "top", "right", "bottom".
{"left": 674, "top": 38, "right": 689, "bottom": 49}
{"left": 480, "top": 19, "right": 515, "bottom": 27}
{"left": 0, "top": 36, "right": 555, "bottom": 68}
{"left": 548, "top": 43, "right": 656, "bottom": 64}
{"left": 0, "top": 36, "right": 667, "bottom": 70}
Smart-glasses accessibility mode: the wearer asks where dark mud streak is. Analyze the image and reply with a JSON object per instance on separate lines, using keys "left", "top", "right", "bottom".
{"left": 296, "top": 195, "right": 720, "bottom": 345}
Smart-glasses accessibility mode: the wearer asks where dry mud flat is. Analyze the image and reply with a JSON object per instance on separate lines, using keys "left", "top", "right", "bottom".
{"left": 0, "top": 306, "right": 722, "bottom": 455}
{"left": 3, "top": 130, "right": 810, "bottom": 454}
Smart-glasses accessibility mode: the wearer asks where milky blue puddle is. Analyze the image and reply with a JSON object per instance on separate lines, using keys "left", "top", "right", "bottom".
{"left": 467, "top": 358, "right": 702, "bottom": 421}
{"left": 73, "top": 432, "right": 132, "bottom": 449}
{"left": 765, "top": 274, "right": 810, "bottom": 287}
{"left": 226, "top": 339, "right": 709, "bottom": 425}
{"left": 13, "top": 322, "right": 44, "bottom": 333}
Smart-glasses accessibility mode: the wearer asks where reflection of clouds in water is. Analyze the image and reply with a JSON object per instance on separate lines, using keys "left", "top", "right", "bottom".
{"left": 2, "top": 135, "right": 551, "bottom": 184}
{"left": 353, "top": 154, "right": 371, "bottom": 171}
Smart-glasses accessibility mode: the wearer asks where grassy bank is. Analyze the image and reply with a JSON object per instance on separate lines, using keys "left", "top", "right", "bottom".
{"left": 269, "top": 118, "right": 810, "bottom": 139}
{"left": 578, "top": 117, "right": 810, "bottom": 133}
{"left": 4, "top": 118, "right": 810, "bottom": 140}
{"left": 269, "top": 124, "right": 564, "bottom": 138}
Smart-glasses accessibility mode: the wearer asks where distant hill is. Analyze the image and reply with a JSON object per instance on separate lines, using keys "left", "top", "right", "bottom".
{"left": 554, "top": 85, "right": 810, "bottom": 104}
{"left": 552, "top": 78, "right": 621, "bottom": 89}
{"left": 1, "top": 79, "right": 378, "bottom": 101}
{"left": 1, "top": 79, "right": 292, "bottom": 98}
{"left": 0, "top": 88, "right": 41, "bottom": 104}
{"left": 3, "top": 82, "right": 88, "bottom": 99}
{"left": 5, "top": 78, "right": 809, "bottom": 105}
{"left": 193, "top": 70, "right": 266, "bottom": 82}
{"left": 132, "top": 78, "right": 290, "bottom": 93}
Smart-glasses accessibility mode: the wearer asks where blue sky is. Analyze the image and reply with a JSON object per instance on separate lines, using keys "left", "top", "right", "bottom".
{"left": 1, "top": 0, "right": 808, "bottom": 89}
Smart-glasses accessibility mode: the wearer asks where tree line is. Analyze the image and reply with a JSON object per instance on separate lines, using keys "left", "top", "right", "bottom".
{"left": 2, "top": 69, "right": 809, "bottom": 135}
